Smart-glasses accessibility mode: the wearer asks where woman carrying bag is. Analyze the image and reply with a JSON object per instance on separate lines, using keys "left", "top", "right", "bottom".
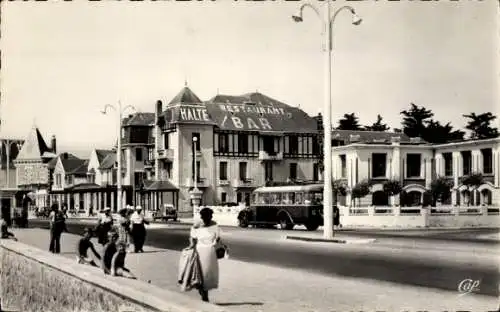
{"left": 185, "top": 207, "right": 227, "bottom": 302}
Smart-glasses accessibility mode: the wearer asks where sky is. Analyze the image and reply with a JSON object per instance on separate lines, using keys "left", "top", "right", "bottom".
{"left": 1, "top": 0, "right": 498, "bottom": 156}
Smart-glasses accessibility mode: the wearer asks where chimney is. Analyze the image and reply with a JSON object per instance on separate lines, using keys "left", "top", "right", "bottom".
{"left": 155, "top": 100, "right": 163, "bottom": 117}
{"left": 63, "top": 152, "right": 68, "bottom": 160}
{"left": 51, "top": 135, "right": 57, "bottom": 153}
{"left": 391, "top": 136, "right": 401, "bottom": 145}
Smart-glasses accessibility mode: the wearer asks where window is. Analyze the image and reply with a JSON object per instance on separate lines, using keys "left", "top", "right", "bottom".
{"left": 289, "top": 163, "right": 297, "bottom": 180}
{"left": 88, "top": 174, "right": 95, "bottom": 184}
{"left": 239, "top": 162, "right": 247, "bottom": 180}
{"left": 481, "top": 148, "right": 493, "bottom": 174}
{"left": 289, "top": 135, "right": 299, "bottom": 155}
{"left": 264, "top": 162, "right": 273, "bottom": 181}
{"left": 218, "top": 133, "right": 229, "bottom": 153}
{"left": 192, "top": 133, "right": 201, "bottom": 151}
{"left": 134, "top": 172, "right": 144, "bottom": 187}
{"left": 339, "top": 155, "right": 347, "bottom": 178}
{"left": 372, "top": 153, "right": 387, "bottom": 178}
{"left": 461, "top": 151, "right": 472, "bottom": 176}
{"left": 192, "top": 161, "right": 201, "bottom": 180}
{"left": 66, "top": 175, "right": 73, "bottom": 185}
{"left": 136, "top": 148, "right": 143, "bottom": 161}
{"left": 163, "top": 133, "right": 169, "bottom": 149}
{"left": 237, "top": 192, "right": 243, "bottom": 204}
{"left": 221, "top": 192, "right": 227, "bottom": 203}
{"left": 312, "top": 139, "right": 321, "bottom": 155}
{"left": 55, "top": 174, "right": 62, "bottom": 187}
{"left": 219, "top": 162, "right": 228, "bottom": 180}
{"left": 443, "top": 152, "right": 453, "bottom": 176}
{"left": 313, "top": 163, "right": 320, "bottom": 181}
{"left": 262, "top": 136, "right": 275, "bottom": 155}
{"left": 164, "top": 162, "right": 172, "bottom": 179}
{"left": 238, "top": 134, "right": 249, "bottom": 154}
{"left": 406, "top": 153, "right": 421, "bottom": 178}
{"left": 147, "top": 148, "right": 154, "bottom": 162}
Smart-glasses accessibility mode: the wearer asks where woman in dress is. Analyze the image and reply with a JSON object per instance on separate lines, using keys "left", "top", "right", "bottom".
{"left": 188, "top": 207, "right": 220, "bottom": 302}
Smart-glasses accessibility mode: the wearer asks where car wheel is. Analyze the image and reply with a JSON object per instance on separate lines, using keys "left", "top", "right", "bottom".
{"left": 305, "top": 222, "right": 319, "bottom": 231}
{"left": 278, "top": 216, "right": 294, "bottom": 230}
{"left": 238, "top": 216, "right": 249, "bottom": 228}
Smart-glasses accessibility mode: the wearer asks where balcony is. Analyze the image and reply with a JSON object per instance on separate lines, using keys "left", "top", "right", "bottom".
{"left": 144, "top": 159, "right": 154, "bottom": 168}
{"left": 218, "top": 180, "right": 230, "bottom": 186}
{"left": 258, "top": 151, "right": 283, "bottom": 161}
{"left": 233, "top": 178, "right": 256, "bottom": 188}
{"left": 157, "top": 149, "right": 174, "bottom": 161}
{"left": 185, "top": 177, "right": 210, "bottom": 188}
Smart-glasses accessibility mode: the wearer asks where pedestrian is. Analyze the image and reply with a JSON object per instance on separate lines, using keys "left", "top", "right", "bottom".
{"left": 95, "top": 207, "right": 113, "bottom": 246}
{"left": 76, "top": 228, "right": 101, "bottom": 266}
{"left": 130, "top": 206, "right": 149, "bottom": 253}
{"left": 333, "top": 205, "right": 342, "bottom": 228}
{"left": 1, "top": 217, "right": 17, "bottom": 241}
{"left": 102, "top": 231, "right": 136, "bottom": 279}
{"left": 115, "top": 208, "right": 131, "bottom": 248}
{"left": 187, "top": 207, "right": 222, "bottom": 302}
{"left": 49, "top": 205, "right": 66, "bottom": 253}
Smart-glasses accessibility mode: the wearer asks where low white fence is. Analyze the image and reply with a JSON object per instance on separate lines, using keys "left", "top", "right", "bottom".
{"left": 191, "top": 205, "right": 499, "bottom": 228}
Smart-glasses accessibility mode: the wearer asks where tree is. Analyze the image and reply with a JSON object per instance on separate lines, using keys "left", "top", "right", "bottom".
{"left": 430, "top": 176, "right": 453, "bottom": 205}
{"left": 337, "top": 113, "right": 362, "bottom": 130}
{"left": 461, "top": 173, "right": 484, "bottom": 206}
{"left": 423, "top": 120, "right": 465, "bottom": 143}
{"left": 400, "top": 103, "right": 465, "bottom": 143}
{"left": 400, "top": 103, "right": 433, "bottom": 138}
{"left": 350, "top": 180, "right": 371, "bottom": 207}
{"left": 332, "top": 179, "right": 348, "bottom": 205}
{"left": 383, "top": 179, "right": 402, "bottom": 206}
{"left": 365, "top": 114, "right": 390, "bottom": 132}
{"left": 463, "top": 112, "right": 499, "bottom": 139}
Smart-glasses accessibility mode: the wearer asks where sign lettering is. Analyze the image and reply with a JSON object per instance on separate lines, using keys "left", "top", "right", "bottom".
{"left": 219, "top": 104, "right": 286, "bottom": 116}
{"left": 179, "top": 108, "right": 210, "bottom": 122}
{"left": 229, "top": 115, "right": 273, "bottom": 130}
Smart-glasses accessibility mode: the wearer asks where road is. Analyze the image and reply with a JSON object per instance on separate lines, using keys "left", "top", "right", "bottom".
{"left": 28, "top": 219, "right": 500, "bottom": 297}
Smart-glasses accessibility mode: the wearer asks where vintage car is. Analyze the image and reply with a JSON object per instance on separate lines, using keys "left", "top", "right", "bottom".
{"left": 152, "top": 204, "right": 178, "bottom": 222}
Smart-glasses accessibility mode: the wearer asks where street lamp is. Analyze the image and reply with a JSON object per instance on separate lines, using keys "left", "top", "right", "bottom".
{"left": 102, "top": 101, "right": 136, "bottom": 213}
{"left": 190, "top": 136, "right": 202, "bottom": 209}
{"left": 292, "top": 2, "right": 361, "bottom": 240}
{"left": 2, "top": 140, "right": 20, "bottom": 188}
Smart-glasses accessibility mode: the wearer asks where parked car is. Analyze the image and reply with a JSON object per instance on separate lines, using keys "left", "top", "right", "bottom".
{"left": 13, "top": 207, "right": 29, "bottom": 228}
{"left": 152, "top": 204, "right": 178, "bottom": 222}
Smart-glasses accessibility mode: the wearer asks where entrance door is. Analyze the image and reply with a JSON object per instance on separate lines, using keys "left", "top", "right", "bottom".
{"left": 1, "top": 198, "right": 12, "bottom": 226}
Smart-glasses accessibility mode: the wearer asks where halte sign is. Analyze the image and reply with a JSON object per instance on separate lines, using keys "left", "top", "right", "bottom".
{"left": 179, "top": 108, "right": 210, "bottom": 122}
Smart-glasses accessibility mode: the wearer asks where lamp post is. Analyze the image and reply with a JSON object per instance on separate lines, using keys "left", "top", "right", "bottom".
{"left": 102, "top": 101, "right": 136, "bottom": 213}
{"left": 3, "top": 139, "right": 19, "bottom": 189}
{"left": 292, "top": 2, "right": 361, "bottom": 240}
{"left": 190, "top": 136, "right": 202, "bottom": 208}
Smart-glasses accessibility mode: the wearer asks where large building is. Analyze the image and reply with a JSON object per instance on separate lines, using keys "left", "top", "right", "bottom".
{"left": 331, "top": 135, "right": 500, "bottom": 207}
{"left": 0, "top": 136, "right": 24, "bottom": 221}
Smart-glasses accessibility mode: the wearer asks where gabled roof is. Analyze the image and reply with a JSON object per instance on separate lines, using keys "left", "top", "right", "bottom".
{"left": 58, "top": 153, "right": 85, "bottom": 173}
{"left": 168, "top": 86, "right": 203, "bottom": 106}
{"left": 95, "top": 149, "right": 114, "bottom": 164}
{"left": 16, "top": 126, "right": 53, "bottom": 161}
{"left": 69, "top": 159, "right": 89, "bottom": 176}
{"left": 122, "top": 113, "right": 155, "bottom": 127}
{"left": 98, "top": 152, "right": 125, "bottom": 170}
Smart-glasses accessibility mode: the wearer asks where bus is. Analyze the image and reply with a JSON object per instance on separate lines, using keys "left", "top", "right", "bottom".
{"left": 237, "top": 183, "right": 325, "bottom": 231}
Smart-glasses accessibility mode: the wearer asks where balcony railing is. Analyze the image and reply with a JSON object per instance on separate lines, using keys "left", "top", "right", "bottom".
{"left": 218, "top": 180, "right": 230, "bottom": 186}
{"left": 233, "top": 178, "right": 255, "bottom": 188}
{"left": 157, "top": 149, "right": 174, "bottom": 161}
{"left": 185, "top": 177, "right": 210, "bottom": 188}
{"left": 258, "top": 151, "right": 283, "bottom": 161}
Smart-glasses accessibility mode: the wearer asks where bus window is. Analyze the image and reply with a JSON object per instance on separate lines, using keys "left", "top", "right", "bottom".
{"left": 312, "top": 192, "right": 323, "bottom": 204}
{"left": 288, "top": 192, "right": 295, "bottom": 204}
{"left": 295, "top": 192, "right": 303, "bottom": 205}
{"left": 252, "top": 193, "right": 259, "bottom": 205}
{"left": 303, "top": 192, "right": 312, "bottom": 205}
{"left": 281, "top": 193, "right": 289, "bottom": 204}
{"left": 272, "top": 193, "right": 281, "bottom": 205}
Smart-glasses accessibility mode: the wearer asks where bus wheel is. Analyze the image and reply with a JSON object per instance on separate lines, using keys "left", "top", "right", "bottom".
{"left": 279, "top": 217, "right": 294, "bottom": 230}
{"left": 238, "top": 217, "right": 249, "bottom": 228}
{"left": 305, "top": 222, "right": 319, "bottom": 231}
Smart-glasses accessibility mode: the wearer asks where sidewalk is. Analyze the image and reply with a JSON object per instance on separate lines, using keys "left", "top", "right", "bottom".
{"left": 9, "top": 228, "right": 498, "bottom": 312}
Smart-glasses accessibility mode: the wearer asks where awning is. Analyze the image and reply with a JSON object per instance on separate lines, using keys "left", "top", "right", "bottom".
{"left": 142, "top": 180, "right": 179, "bottom": 192}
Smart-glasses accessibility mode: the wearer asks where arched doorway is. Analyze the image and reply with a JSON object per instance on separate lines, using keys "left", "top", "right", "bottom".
{"left": 481, "top": 189, "right": 492, "bottom": 205}
{"left": 406, "top": 191, "right": 422, "bottom": 207}
{"left": 372, "top": 191, "right": 389, "bottom": 206}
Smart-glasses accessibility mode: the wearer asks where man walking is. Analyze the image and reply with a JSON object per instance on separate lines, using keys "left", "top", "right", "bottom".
{"left": 130, "top": 206, "right": 149, "bottom": 253}
{"left": 49, "top": 205, "right": 66, "bottom": 253}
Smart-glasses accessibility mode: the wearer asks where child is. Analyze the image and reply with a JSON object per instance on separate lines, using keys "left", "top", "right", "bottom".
{"left": 1, "top": 217, "right": 17, "bottom": 241}
{"left": 76, "top": 228, "right": 101, "bottom": 266}
{"left": 110, "top": 241, "right": 136, "bottom": 279}
{"left": 102, "top": 231, "right": 119, "bottom": 275}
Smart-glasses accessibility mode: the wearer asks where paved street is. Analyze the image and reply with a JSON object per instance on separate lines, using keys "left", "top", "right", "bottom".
{"left": 27, "top": 219, "right": 500, "bottom": 298}
{"left": 10, "top": 227, "right": 499, "bottom": 312}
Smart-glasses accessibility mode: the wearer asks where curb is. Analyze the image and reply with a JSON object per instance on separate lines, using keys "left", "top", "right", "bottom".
{"left": 285, "top": 235, "right": 377, "bottom": 244}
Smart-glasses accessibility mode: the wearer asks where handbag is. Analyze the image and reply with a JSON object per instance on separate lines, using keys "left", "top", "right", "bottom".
{"left": 215, "top": 242, "right": 227, "bottom": 259}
